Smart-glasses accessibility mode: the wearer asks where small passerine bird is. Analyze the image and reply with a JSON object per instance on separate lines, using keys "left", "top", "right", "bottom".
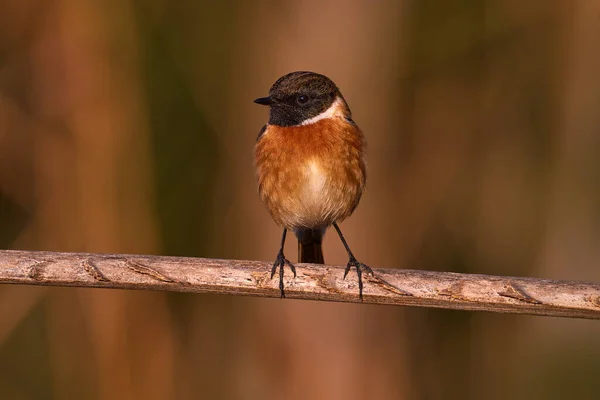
{"left": 254, "top": 71, "right": 373, "bottom": 299}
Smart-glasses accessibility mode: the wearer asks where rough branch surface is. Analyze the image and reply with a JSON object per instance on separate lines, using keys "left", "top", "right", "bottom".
{"left": 0, "top": 250, "right": 599, "bottom": 319}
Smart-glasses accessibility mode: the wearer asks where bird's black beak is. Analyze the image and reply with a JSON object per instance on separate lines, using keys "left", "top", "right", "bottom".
{"left": 254, "top": 96, "right": 272, "bottom": 106}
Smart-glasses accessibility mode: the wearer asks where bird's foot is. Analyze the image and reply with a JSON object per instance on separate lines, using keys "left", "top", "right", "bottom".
{"left": 271, "top": 251, "right": 296, "bottom": 298}
{"left": 343, "top": 256, "right": 374, "bottom": 301}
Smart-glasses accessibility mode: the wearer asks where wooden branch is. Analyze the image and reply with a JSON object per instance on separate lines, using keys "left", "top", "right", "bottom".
{"left": 0, "top": 250, "right": 599, "bottom": 319}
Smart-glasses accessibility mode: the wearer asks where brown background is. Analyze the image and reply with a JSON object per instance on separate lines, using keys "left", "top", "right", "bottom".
{"left": 0, "top": 1, "right": 599, "bottom": 399}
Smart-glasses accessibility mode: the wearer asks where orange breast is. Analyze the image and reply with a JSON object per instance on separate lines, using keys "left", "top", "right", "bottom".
{"left": 255, "top": 118, "right": 366, "bottom": 231}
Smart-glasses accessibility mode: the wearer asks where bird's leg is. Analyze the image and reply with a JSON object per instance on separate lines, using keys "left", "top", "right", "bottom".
{"left": 333, "top": 222, "right": 373, "bottom": 300}
{"left": 271, "top": 228, "right": 296, "bottom": 298}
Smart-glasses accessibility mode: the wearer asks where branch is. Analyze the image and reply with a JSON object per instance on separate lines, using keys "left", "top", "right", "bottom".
{"left": 0, "top": 250, "right": 599, "bottom": 319}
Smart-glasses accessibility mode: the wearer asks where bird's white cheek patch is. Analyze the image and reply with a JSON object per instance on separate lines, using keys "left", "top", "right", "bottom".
{"left": 300, "top": 97, "right": 346, "bottom": 126}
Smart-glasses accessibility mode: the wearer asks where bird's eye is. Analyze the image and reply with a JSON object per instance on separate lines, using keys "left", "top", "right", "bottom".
{"left": 297, "top": 95, "right": 309, "bottom": 104}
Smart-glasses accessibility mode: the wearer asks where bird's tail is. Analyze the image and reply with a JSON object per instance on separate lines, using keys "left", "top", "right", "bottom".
{"left": 298, "top": 229, "right": 325, "bottom": 264}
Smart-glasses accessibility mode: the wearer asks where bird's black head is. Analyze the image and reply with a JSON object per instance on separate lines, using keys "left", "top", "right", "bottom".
{"left": 254, "top": 71, "right": 346, "bottom": 127}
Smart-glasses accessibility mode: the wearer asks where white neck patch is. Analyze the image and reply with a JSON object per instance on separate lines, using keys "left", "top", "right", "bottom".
{"left": 301, "top": 97, "right": 347, "bottom": 126}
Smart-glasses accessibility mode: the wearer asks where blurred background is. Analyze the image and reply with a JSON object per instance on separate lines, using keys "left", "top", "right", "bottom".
{"left": 1, "top": 0, "right": 599, "bottom": 399}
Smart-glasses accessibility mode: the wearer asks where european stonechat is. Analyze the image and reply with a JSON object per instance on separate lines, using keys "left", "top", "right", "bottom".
{"left": 254, "top": 71, "right": 373, "bottom": 299}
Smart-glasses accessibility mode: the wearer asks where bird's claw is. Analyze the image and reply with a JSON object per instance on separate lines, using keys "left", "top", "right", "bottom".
{"left": 343, "top": 257, "right": 373, "bottom": 300}
{"left": 271, "top": 251, "right": 296, "bottom": 298}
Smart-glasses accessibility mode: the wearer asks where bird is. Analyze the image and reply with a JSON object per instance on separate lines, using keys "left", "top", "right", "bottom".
{"left": 254, "top": 71, "right": 373, "bottom": 300}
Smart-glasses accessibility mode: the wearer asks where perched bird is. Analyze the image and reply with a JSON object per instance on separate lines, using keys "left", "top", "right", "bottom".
{"left": 254, "top": 71, "right": 372, "bottom": 299}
